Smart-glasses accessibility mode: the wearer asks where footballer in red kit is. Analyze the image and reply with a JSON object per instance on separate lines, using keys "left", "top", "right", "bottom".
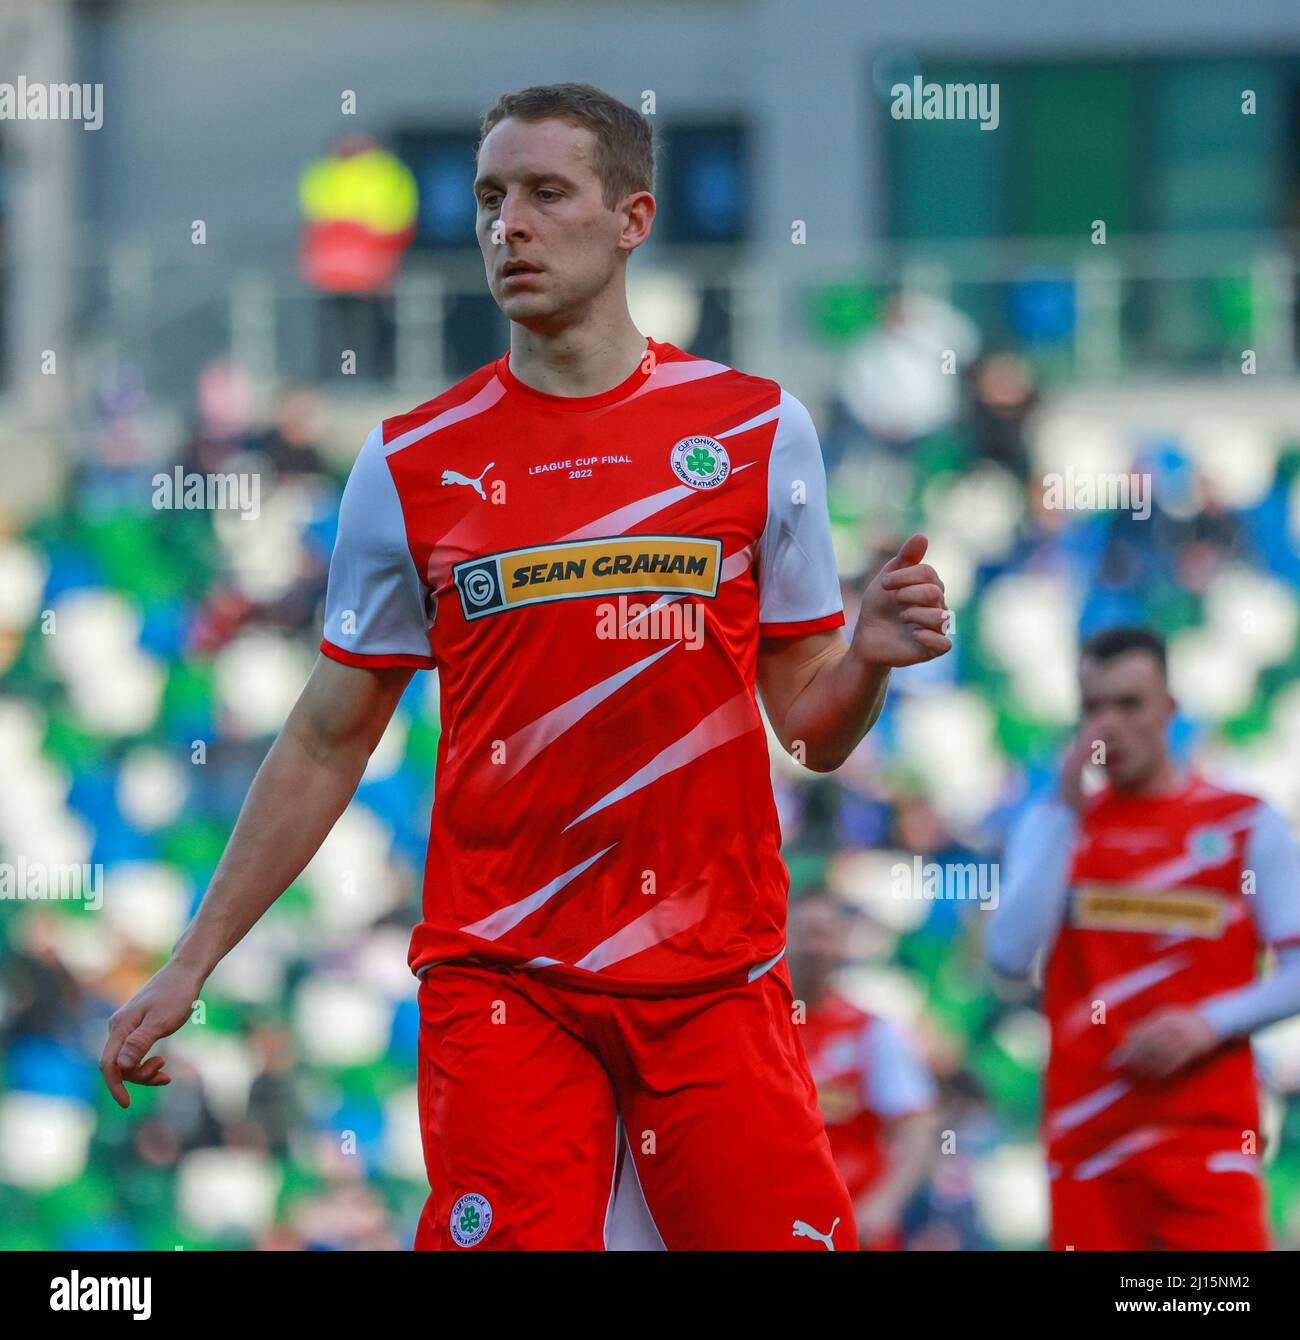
{"left": 100, "top": 83, "right": 954, "bottom": 1251}
{"left": 789, "top": 890, "right": 939, "bottom": 1249}
{"left": 334, "top": 333, "right": 866, "bottom": 1248}
{"left": 311, "top": 84, "right": 954, "bottom": 1250}
{"left": 324, "top": 335, "right": 846, "bottom": 996}
{"left": 988, "top": 626, "right": 1300, "bottom": 1251}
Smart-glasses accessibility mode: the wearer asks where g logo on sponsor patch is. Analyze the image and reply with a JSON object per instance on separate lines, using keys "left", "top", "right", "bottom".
{"left": 450, "top": 1192, "right": 493, "bottom": 1247}
{"left": 454, "top": 558, "right": 503, "bottom": 616}
{"left": 670, "top": 435, "right": 730, "bottom": 490}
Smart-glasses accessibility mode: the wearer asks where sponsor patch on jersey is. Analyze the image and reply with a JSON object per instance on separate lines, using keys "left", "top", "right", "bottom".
{"left": 450, "top": 1192, "right": 493, "bottom": 1247}
{"left": 815, "top": 1076, "right": 862, "bottom": 1124}
{"left": 1071, "top": 884, "right": 1226, "bottom": 939}
{"left": 453, "top": 534, "right": 722, "bottom": 621}
{"left": 670, "top": 436, "right": 730, "bottom": 489}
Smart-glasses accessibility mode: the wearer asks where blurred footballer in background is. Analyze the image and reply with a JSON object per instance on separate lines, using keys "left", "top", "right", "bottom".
{"left": 989, "top": 626, "right": 1300, "bottom": 1251}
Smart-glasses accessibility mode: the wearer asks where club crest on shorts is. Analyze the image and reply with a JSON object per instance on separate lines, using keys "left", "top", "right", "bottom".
{"left": 450, "top": 1192, "right": 493, "bottom": 1247}
{"left": 670, "top": 435, "right": 730, "bottom": 489}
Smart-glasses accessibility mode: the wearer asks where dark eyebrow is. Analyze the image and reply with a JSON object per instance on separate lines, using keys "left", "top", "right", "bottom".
{"left": 473, "top": 171, "right": 579, "bottom": 198}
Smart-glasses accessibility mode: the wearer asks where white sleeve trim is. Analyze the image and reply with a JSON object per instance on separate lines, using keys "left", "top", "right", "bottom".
{"left": 321, "top": 423, "right": 433, "bottom": 661}
{"left": 1200, "top": 943, "right": 1300, "bottom": 1040}
{"left": 756, "top": 390, "right": 844, "bottom": 630}
{"left": 985, "top": 801, "right": 1079, "bottom": 979}
{"left": 859, "top": 1017, "right": 938, "bottom": 1117}
{"left": 1241, "top": 802, "right": 1300, "bottom": 947}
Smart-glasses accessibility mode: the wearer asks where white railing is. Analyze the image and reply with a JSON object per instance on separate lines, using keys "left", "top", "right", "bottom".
{"left": 5, "top": 231, "right": 1296, "bottom": 431}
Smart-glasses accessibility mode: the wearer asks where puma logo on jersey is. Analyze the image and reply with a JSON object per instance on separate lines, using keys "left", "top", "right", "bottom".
{"left": 791, "top": 1216, "right": 840, "bottom": 1250}
{"left": 442, "top": 463, "right": 495, "bottom": 500}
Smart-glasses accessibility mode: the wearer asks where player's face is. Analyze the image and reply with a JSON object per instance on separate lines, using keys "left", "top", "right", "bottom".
{"left": 787, "top": 898, "right": 843, "bottom": 990}
{"left": 474, "top": 117, "right": 639, "bottom": 332}
{"left": 1078, "top": 651, "right": 1174, "bottom": 789}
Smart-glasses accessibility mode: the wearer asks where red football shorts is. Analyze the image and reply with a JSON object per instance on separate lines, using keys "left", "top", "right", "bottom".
{"left": 1049, "top": 1138, "right": 1269, "bottom": 1251}
{"left": 413, "top": 957, "right": 857, "bottom": 1251}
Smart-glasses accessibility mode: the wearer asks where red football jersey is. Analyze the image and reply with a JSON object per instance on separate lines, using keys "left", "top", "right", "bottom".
{"left": 320, "top": 338, "right": 845, "bottom": 994}
{"left": 1043, "top": 777, "right": 1284, "bottom": 1161}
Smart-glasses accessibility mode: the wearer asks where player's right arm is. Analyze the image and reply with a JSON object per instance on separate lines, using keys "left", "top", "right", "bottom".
{"left": 101, "top": 422, "right": 435, "bottom": 1108}
{"left": 984, "top": 805, "right": 1076, "bottom": 980}
{"left": 99, "top": 656, "right": 413, "bottom": 1108}
{"left": 984, "top": 724, "right": 1096, "bottom": 980}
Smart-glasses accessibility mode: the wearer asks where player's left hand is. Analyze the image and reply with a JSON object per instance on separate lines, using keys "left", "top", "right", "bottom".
{"left": 851, "top": 534, "right": 952, "bottom": 668}
{"left": 1111, "top": 1006, "right": 1219, "bottom": 1081}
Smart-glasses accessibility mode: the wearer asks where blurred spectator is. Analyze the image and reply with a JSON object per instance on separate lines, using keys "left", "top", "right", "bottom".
{"left": 183, "top": 357, "right": 256, "bottom": 477}
{"left": 299, "top": 134, "right": 418, "bottom": 380}
{"left": 834, "top": 292, "right": 981, "bottom": 451}
{"left": 245, "top": 387, "right": 328, "bottom": 481}
{"left": 964, "top": 351, "right": 1038, "bottom": 478}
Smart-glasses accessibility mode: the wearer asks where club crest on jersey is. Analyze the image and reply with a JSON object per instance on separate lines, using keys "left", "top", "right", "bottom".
{"left": 1188, "top": 825, "right": 1232, "bottom": 862}
{"left": 670, "top": 436, "right": 730, "bottom": 490}
{"left": 450, "top": 1192, "right": 493, "bottom": 1247}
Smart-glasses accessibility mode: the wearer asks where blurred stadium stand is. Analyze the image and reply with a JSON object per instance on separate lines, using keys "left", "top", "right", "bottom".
{"left": 2, "top": 0, "right": 1300, "bottom": 1249}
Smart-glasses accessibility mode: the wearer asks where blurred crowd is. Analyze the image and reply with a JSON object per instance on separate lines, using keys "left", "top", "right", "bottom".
{"left": 3, "top": 297, "right": 1300, "bottom": 1249}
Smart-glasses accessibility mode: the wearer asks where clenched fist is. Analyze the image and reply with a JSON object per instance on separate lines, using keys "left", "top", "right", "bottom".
{"left": 851, "top": 534, "right": 953, "bottom": 669}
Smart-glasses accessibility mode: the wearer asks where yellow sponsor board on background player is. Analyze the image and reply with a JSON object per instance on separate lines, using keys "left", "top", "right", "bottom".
{"left": 1071, "top": 884, "right": 1226, "bottom": 939}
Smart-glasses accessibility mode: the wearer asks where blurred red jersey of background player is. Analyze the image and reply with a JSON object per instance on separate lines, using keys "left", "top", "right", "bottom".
{"left": 789, "top": 889, "right": 939, "bottom": 1249}
{"left": 988, "top": 626, "right": 1300, "bottom": 1251}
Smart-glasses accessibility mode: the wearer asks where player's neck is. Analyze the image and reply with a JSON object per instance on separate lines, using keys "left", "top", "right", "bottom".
{"left": 507, "top": 315, "right": 648, "bottom": 399}
{"left": 1112, "top": 756, "right": 1187, "bottom": 799}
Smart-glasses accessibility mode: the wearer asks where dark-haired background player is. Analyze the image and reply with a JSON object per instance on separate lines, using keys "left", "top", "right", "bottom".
{"left": 987, "top": 626, "right": 1300, "bottom": 1250}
